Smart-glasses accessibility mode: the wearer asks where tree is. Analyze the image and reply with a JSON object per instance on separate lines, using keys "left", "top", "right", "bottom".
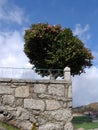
{"left": 24, "top": 23, "right": 94, "bottom": 78}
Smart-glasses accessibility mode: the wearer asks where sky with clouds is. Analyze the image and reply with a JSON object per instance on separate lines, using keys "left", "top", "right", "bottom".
{"left": 0, "top": 0, "right": 98, "bottom": 107}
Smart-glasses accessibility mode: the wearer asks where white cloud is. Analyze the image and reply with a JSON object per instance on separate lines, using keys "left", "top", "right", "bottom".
{"left": 0, "top": 30, "right": 29, "bottom": 67}
{"left": 73, "top": 24, "right": 89, "bottom": 36}
{"left": 0, "top": 0, "right": 26, "bottom": 25}
{"left": 0, "top": 29, "right": 35, "bottom": 78}
{"left": 73, "top": 24, "right": 91, "bottom": 42}
{"left": 72, "top": 66, "right": 98, "bottom": 107}
{"left": 72, "top": 24, "right": 98, "bottom": 107}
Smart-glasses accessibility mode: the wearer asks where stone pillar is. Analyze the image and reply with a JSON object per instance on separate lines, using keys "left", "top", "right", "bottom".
{"left": 64, "top": 67, "right": 73, "bottom": 130}
{"left": 50, "top": 73, "right": 55, "bottom": 80}
{"left": 64, "top": 67, "right": 72, "bottom": 98}
{"left": 64, "top": 67, "right": 71, "bottom": 81}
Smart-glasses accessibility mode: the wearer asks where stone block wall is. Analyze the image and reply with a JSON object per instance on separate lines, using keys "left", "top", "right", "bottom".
{"left": 0, "top": 68, "right": 73, "bottom": 130}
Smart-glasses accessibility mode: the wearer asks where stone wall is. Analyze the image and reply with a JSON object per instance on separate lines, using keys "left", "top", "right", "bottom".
{"left": 0, "top": 67, "right": 73, "bottom": 130}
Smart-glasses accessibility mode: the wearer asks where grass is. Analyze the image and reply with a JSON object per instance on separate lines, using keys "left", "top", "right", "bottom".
{"left": 0, "top": 121, "right": 20, "bottom": 130}
{"left": 72, "top": 116, "right": 92, "bottom": 124}
{"left": 72, "top": 116, "right": 98, "bottom": 129}
{"left": 74, "top": 122, "right": 98, "bottom": 130}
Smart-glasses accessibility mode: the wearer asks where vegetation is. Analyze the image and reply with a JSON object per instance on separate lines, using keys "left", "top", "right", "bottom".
{"left": 73, "top": 102, "right": 98, "bottom": 114}
{"left": 72, "top": 116, "right": 92, "bottom": 124}
{"left": 73, "top": 122, "right": 98, "bottom": 130}
{"left": 31, "top": 123, "right": 37, "bottom": 130}
{"left": 72, "top": 116, "right": 98, "bottom": 129}
{"left": 0, "top": 121, "right": 20, "bottom": 130}
{"left": 24, "top": 23, "right": 94, "bottom": 78}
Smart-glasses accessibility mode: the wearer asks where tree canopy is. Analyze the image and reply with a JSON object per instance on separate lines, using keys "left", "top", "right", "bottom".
{"left": 24, "top": 23, "right": 94, "bottom": 77}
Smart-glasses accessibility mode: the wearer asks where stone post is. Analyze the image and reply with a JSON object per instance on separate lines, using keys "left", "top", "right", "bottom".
{"left": 64, "top": 67, "right": 71, "bottom": 81}
{"left": 64, "top": 67, "right": 73, "bottom": 130}
{"left": 64, "top": 67, "right": 72, "bottom": 98}
{"left": 50, "top": 73, "right": 55, "bottom": 80}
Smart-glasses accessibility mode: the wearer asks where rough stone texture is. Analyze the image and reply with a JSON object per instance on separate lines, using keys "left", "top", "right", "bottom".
{"left": 24, "top": 99, "right": 45, "bottom": 111}
{"left": 51, "top": 108, "right": 72, "bottom": 121}
{"left": 64, "top": 122, "right": 73, "bottom": 130}
{"left": 38, "top": 123, "right": 62, "bottom": 130}
{"left": 16, "top": 107, "right": 29, "bottom": 120}
{"left": 67, "top": 101, "right": 72, "bottom": 108}
{"left": 15, "top": 86, "right": 29, "bottom": 97}
{"left": 43, "top": 108, "right": 72, "bottom": 122}
{"left": 15, "top": 98, "right": 23, "bottom": 106}
{"left": 0, "top": 97, "right": 2, "bottom": 105}
{"left": 3, "top": 95, "right": 14, "bottom": 106}
{"left": 46, "top": 99, "right": 61, "bottom": 110}
{"left": 37, "top": 116, "right": 47, "bottom": 125}
{"left": 18, "top": 121, "right": 32, "bottom": 130}
{"left": 34, "top": 84, "right": 47, "bottom": 93}
{"left": 0, "top": 86, "right": 11, "bottom": 94}
{"left": 48, "top": 84, "right": 65, "bottom": 96}
{"left": 68, "top": 84, "right": 72, "bottom": 98}
{"left": 0, "top": 77, "right": 73, "bottom": 130}
{"left": 29, "top": 112, "right": 36, "bottom": 123}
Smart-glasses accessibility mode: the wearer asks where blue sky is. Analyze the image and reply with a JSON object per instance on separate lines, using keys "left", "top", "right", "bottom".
{"left": 0, "top": 0, "right": 98, "bottom": 107}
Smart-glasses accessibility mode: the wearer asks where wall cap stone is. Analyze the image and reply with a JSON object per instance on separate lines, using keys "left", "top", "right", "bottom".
{"left": 0, "top": 78, "right": 71, "bottom": 84}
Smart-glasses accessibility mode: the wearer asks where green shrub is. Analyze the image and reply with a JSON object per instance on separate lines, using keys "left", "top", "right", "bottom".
{"left": 0, "top": 121, "right": 20, "bottom": 130}
{"left": 72, "top": 116, "right": 92, "bottom": 124}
